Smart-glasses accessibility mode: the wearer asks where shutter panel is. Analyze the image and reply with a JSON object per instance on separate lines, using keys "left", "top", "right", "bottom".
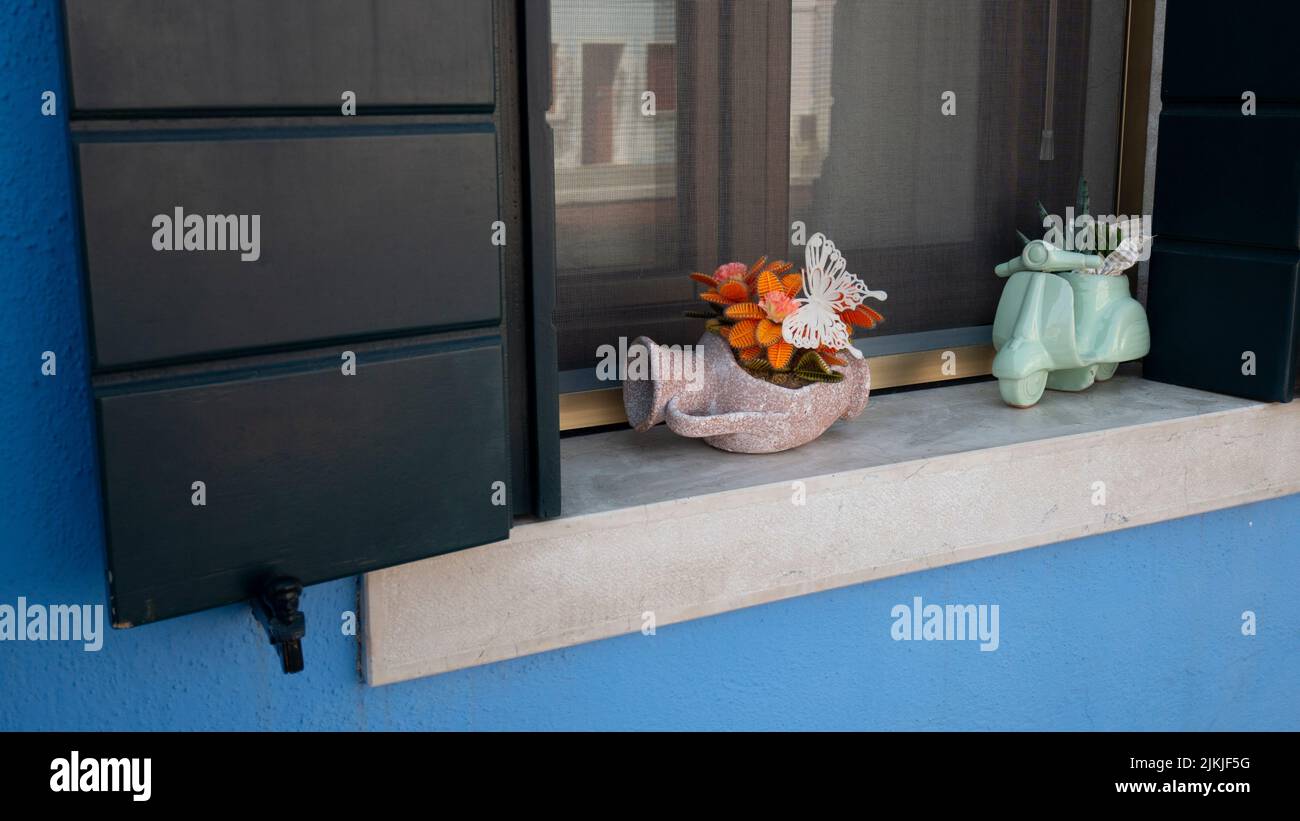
{"left": 98, "top": 341, "right": 510, "bottom": 626}
{"left": 64, "top": 0, "right": 494, "bottom": 112}
{"left": 79, "top": 130, "right": 501, "bottom": 368}
{"left": 1144, "top": 1, "right": 1300, "bottom": 402}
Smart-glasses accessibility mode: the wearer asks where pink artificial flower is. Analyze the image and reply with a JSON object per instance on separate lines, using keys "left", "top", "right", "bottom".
{"left": 712, "top": 262, "right": 748, "bottom": 284}
{"left": 760, "top": 290, "right": 798, "bottom": 323}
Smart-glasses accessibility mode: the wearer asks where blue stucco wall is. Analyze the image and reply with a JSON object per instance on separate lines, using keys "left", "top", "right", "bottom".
{"left": 3, "top": 0, "right": 1297, "bottom": 731}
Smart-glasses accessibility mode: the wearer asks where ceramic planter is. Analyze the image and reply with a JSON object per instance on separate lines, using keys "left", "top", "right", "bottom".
{"left": 992, "top": 241, "right": 1151, "bottom": 408}
{"left": 623, "top": 333, "right": 871, "bottom": 453}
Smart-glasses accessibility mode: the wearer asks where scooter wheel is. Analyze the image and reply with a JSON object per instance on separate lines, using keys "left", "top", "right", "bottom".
{"left": 1095, "top": 362, "right": 1119, "bottom": 381}
{"left": 1000, "top": 370, "right": 1048, "bottom": 408}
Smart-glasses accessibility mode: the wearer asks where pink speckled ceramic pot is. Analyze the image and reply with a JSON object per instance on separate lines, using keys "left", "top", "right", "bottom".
{"left": 623, "top": 333, "right": 871, "bottom": 453}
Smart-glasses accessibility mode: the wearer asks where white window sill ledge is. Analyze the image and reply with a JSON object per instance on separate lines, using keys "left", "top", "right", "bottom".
{"left": 363, "top": 374, "right": 1298, "bottom": 686}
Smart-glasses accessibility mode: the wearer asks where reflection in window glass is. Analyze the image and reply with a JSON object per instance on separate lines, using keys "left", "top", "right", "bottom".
{"left": 549, "top": 0, "right": 1126, "bottom": 372}
{"left": 551, "top": 0, "right": 684, "bottom": 370}
{"left": 789, "top": 0, "right": 1125, "bottom": 337}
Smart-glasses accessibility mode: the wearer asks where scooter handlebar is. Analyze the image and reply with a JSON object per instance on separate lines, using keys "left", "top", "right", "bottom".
{"left": 996, "top": 240, "right": 1106, "bottom": 277}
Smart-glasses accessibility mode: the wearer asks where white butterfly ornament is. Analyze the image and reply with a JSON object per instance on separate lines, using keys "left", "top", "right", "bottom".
{"left": 781, "top": 233, "right": 887, "bottom": 358}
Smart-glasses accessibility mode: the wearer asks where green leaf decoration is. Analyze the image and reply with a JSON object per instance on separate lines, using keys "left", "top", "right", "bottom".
{"left": 793, "top": 350, "right": 833, "bottom": 376}
{"left": 1076, "top": 178, "right": 1090, "bottom": 219}
{"left": 793, "top": 369, "right": 844, "bottom": 384}
{"left": 1036, "top": 200, "right": 1050, "bottom": 224}
{"left": 704, "top": 319, "right": 725, "bottom": 334}
{"left": 741, "top": 357, "right": 772, "bottom": 373}
{"left": 1016, "top": 229, "right": 1031, "bottom": 247}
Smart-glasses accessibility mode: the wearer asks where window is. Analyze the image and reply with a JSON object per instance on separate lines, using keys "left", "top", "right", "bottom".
{"left": 548, "top": 0, "right": 1131, "bottom": 428}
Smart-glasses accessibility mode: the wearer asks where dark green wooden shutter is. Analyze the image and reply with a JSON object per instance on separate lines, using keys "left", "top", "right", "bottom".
{"left": 1144, "top": 1, "right": 1300, "bottom": 402}
{"left": 62, "top": 0, "right": 558, "bottom": 626}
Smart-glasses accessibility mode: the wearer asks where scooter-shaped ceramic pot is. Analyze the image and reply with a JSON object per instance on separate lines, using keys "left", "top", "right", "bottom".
{"left": 991, "top": 240, "right": 1151, "bottom": 408}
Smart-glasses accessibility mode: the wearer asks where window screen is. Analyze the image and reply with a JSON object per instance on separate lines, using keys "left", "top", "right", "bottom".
{"left": 550, "top": 0, "right": 1126, "bottom": 372}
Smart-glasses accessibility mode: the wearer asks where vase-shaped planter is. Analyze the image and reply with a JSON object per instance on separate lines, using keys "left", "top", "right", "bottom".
{"left": 623, "top": 333, "right": 871, "bottom": 453}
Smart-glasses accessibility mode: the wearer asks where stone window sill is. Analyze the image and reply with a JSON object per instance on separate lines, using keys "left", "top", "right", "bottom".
{"left": 362, "top": 374, "right": 1298, "bottom": 686}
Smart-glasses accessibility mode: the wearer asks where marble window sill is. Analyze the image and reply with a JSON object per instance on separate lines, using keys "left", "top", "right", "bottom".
{"left": 363, "top": 374, "right": 1298, "bottom": 686}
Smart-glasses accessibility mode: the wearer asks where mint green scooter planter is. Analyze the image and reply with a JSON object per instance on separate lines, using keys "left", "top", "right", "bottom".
{"left": 991, "top": 240, "right": 1151, "bottom": 408}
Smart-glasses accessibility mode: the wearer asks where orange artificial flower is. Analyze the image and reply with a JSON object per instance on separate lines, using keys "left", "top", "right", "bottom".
{"left": 693, "top": 253, "right": 875, "bottom": 375}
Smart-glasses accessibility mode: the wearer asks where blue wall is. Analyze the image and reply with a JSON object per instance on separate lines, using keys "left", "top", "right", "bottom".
{"left": 3, "top": 0, "right": 1297, "bottom": 731}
